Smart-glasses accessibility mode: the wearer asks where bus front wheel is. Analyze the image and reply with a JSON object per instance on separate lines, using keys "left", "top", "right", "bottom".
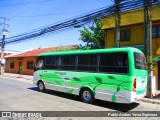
{"left": 81, "top": 88, "right": 94, "bottom": 103}
{"left": 38, "top": 81, "right": 45, "bottom": 92}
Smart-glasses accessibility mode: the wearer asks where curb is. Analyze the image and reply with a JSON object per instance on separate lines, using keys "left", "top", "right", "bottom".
{"left": 138, "top": 98, "right": 160, "bottom": 105}
{"left": 0, "top": 75, "right": 33, "bottom": 83}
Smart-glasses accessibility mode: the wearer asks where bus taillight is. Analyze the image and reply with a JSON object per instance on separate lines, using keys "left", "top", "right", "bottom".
{"left": 133, "top": 78, "right": 136, "bottom": 92}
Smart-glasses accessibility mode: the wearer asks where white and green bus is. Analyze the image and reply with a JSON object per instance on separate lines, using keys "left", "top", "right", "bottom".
{"left": 33, "top": 47, "right": 147, "bottom": 104}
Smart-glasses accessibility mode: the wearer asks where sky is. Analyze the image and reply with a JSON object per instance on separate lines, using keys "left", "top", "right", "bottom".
{"left": 0, "top": 0, "right": 113, "bottom": 52}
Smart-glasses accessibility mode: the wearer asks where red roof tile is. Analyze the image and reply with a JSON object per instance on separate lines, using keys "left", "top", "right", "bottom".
{"left": 7, "top": 45, "right": 76, "bottom": 58}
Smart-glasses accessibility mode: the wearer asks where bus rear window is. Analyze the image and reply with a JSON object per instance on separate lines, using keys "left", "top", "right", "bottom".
{"left": 134, "top": 52, "right": 146, "bottom": 70}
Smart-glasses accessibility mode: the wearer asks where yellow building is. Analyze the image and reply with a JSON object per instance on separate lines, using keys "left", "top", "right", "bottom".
{"left": 101, "top": 5, "right": 160, "bottom": 90}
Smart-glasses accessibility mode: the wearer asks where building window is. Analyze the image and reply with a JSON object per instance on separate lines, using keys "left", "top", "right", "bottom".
{"left": 120, "top": 29, "right": 130, "bottom": 41}
{"left": 10, "top": 61, "right": 14, "bottom": 69}
{"left": 27, "top": 61, "right": 34, "bottom": 70}
{"left": 152, "top": 25, "right": 160, "bottom": 38}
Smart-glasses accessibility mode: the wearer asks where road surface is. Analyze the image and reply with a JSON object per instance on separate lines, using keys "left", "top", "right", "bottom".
{"left": 0, "top": 76, "right": 159, "bottom": 120}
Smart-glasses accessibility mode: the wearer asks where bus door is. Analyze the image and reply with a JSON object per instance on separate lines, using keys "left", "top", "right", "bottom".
{"left": 41, "top": 56, "right": 57, "bottom": 90}
{"left": 34, "top": 57, "right": 44, "bottom": 83}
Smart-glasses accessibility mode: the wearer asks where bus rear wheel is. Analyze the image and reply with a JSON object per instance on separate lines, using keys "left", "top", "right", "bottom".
{"left": 38, "top": 81, "right": 45, "bottom": 92}
{"left": 81, "top": 88, "right": 94, "bottom": 103}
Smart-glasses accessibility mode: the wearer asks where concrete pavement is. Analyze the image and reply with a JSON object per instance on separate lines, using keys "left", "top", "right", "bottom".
{"left": 1, "top": 72, "right": 160, "bottom": 105}
{"left": 1, "top": 72, "right": 33, "bottom": 82}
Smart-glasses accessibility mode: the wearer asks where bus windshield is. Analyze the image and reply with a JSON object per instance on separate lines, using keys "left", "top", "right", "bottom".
{"left": 35, "top": 59, "right": 44, "bottom": 70}
{"left": 134, "top": 52, "right": 147, "bottom": 70}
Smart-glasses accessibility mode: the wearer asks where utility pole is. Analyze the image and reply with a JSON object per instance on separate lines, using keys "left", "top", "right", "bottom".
{"left": 0, "top": 17, "right": 10, "bottom": 75}
{"left": 144, "top": 0, "right": 153, "bottom": 98}
{"left": 144, "top": 1, "right": 147, "bottom": 56}
{"left": 114, "top": 0, "right": 121, "bottom": 48}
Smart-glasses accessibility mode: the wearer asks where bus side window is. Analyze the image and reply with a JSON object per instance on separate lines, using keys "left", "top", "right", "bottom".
{"left": 77, "top": 54, "right": 97, "bottom": 72}
{"left": 115, "top": 54, "right": 128, "bottom": 67}
{"left": 99, "top": 53, "right": 128, "bottom": 74}
{"left": 115, "top": 56, "right": 123, "bottom": 66}
{"left": 59, "top": 55, "right": 76, "bottom": 71}
{"left": 45, "top": 56, "right": 53, "bottom": 69}
{"left": 124, "top": 58, "right": 128, "bottom": 66}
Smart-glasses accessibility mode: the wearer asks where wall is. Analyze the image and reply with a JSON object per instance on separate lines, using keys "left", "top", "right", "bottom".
{"left": 105, "top": 24, "right": 144, "bottom": 48}
{"left": 105, "top": 22, "right": 160, "bottom": 54}
{"left": 102, "top": 4, "right": 160, "bottom": 29}
{"left": 5, "top": 57, "right": 37, "bottom": 75}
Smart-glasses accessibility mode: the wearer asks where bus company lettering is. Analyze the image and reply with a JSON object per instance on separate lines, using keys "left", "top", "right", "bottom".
{"left": 54, "top": 72, "right": 66, "bottom": 75}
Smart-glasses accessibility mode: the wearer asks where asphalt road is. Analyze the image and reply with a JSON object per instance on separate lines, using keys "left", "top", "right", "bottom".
{"left": 0, "top": 76, "right": 160, "bottom": 120}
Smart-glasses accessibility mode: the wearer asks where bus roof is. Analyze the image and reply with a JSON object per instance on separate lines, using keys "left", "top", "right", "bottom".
{"left": 39, "top": 47, "right": 143, "bottom": 57}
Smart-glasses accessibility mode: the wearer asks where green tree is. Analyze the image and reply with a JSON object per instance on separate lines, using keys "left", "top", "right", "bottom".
{"left": 19, "top": 66, "right": 24, "bottom": 75}
{"left": 79, "top": 18, "right": 105, "bottom": 49}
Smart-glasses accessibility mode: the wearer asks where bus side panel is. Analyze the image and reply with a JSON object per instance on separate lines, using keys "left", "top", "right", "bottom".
{"left": 60, "top": 71, "right": 84, "bottom": 95}
{"left": 63, "top": 72, "right": 98, "bottom": 95}
{"left": 34, "top": 70, "right": 138, "bottom": 103}
{"left": 94, "top": 74, "right": 134, "bottom": 103}
{"left": 51, "top": 71, "right": 101, "bottom": 95}
{"left": 53, "top": 71, "right": 134, "bottom": 103}
{"left": 42, "top": 70, "right": 68, "bottom": 92}
{"left": 33, "top": 70, "right": 43, "bottom": 86}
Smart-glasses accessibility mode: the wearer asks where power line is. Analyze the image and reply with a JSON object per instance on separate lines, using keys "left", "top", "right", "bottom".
{"left": 96, "top": 0, "right": 107, "bottom": 4}
{"left": 0, "top": 0, "right": 52, "bottom": 7}
{"left": 9, "top": 10, "right": 104, "bottom": 18}
{"left": 2, "top": 0, "right": 155, "bottom": 43}
{"left": 2, "top": 0, "right": 160, "bottom": 45}
{"left": 8, "top": 0, "right": 89, "bottom": 32}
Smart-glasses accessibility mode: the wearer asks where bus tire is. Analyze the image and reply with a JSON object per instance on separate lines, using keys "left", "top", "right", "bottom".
{"left": 80, "top": 88, "right": 94, "bottom": 103}
{"left": 38, "top": 81, "right": 45, "bottom": 92}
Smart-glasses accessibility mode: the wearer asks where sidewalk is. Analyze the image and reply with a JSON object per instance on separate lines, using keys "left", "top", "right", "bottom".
{"left": 139, "top": 91, "right": 160, "bottom": 104}
{"left": 0, "top": 72, "right": 160, "bottom": 104}
{"left": 1, "top": 72, "right": 33, "bottom": 82}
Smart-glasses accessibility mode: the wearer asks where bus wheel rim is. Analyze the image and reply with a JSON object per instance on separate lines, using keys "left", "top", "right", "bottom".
{"left": 39, "top": 83, "right": 44, "bottom": 90}
{"left": 83, "top": 91, "right": 91, "bottom": 101}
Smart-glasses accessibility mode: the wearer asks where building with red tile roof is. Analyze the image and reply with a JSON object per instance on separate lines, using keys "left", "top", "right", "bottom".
{"left": 0, "top": 50, "right": 19, "bottom": 65}
{"left": 5, "top": 45, "right": 76, "bottom": 75}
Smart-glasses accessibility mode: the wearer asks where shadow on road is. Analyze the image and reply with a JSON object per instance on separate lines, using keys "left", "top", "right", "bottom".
{"left": 28, "top": 87, "right": 139, "bottom": 112}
